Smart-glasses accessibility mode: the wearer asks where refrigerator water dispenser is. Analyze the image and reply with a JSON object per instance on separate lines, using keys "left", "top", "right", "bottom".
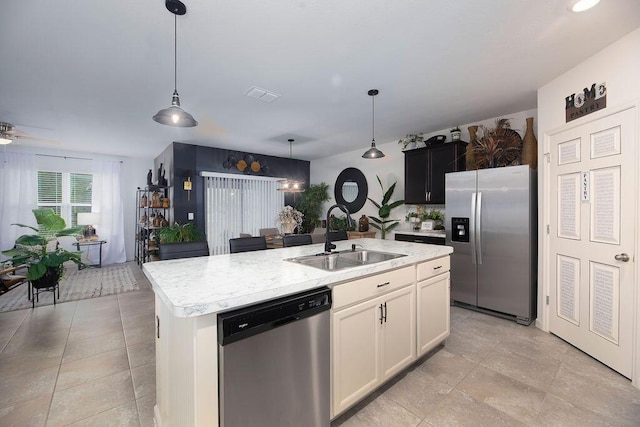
{"left": 451, "top": 217, "right": 469, "bottom": 242}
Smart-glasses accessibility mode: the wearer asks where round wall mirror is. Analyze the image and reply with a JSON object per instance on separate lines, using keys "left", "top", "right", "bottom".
{"left": 334, "top": 167, "right": 368, "bottom": 214}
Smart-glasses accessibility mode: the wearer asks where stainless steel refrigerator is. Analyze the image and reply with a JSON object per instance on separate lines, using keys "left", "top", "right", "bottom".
{"left": 445, "top": 165, "right": 537, "bottom": 325}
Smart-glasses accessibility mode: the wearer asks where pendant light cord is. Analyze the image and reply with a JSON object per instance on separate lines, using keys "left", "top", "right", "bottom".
{"left": 371, "top": 93, "right": 376, "bottom": 143}
{"left": 174, "top": 14, "right": 178, "bottom": 92}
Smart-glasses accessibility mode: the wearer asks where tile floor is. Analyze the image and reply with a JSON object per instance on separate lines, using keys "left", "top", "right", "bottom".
{"left": 1, "top": 268, "right": 639, "bottom": 426}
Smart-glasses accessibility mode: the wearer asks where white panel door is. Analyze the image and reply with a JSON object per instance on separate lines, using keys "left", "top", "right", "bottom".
{"left": 549, "top": 107, "right": 636, "bottom": 378}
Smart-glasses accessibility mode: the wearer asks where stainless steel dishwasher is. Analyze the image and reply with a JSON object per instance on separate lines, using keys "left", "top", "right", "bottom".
{"left": 218, "top": 287, "right": 332, "bottom": 427}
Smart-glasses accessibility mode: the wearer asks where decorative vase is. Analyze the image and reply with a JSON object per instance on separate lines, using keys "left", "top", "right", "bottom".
{"left": 466, "top": 125, "right": 478, "bottom": 170}
{"left": 358, "top": 215, "right": 369, "bottom": 232}
{"left": 521, "top": 117, "right": 538, "bottom": 170}
{"left": 280, "top": 219, "right": 296, "bottom": 235}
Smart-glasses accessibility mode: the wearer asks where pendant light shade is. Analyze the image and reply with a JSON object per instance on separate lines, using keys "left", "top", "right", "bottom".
{"left": 362, "top": 89, "right": 385, "bottom": 159}
{"left": 277, "top": 139, "right": 305, "bottom": 193}
{"left": 569, "top": 0, "right": 600, "bottom": 12}
{"left": 153, "top": 0, "right": 198, "bottom": 127}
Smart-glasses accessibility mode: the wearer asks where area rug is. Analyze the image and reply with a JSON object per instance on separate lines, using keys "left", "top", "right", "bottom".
{"left": 0, "top": 262, "right": 140, "bottom": 312}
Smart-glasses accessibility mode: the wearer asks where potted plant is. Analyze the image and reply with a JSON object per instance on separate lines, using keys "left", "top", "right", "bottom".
{"left": 1, "top": 208, "right": 84, "bottom": 287}
{"left": 277, "top": 206, "right": 304, "bottom": 235}
{"left": 398, "top": 134, "right": 424, "bottom": 151}
{"left": 295, "top": 183, "right": 330, "bottom": 233}
{"left": 420, "top": 209, "right": 445, "bottom": 230}
{"left": 156, "top": 221, "right": 209, "bottom": 260}
{"left": 367, "top": 176, "right": 404, "bottom": 239}
{"left": 156, "top": 221, "right": 203, "bottom": 244}
{"left": 450, "top": 127, "right": 462, "bottom": 141}
{"left": 405, "top": 212, "right": 421, "bottom": 231}
{"left": 329, "top": 215, "right": 356, "bottom": 232}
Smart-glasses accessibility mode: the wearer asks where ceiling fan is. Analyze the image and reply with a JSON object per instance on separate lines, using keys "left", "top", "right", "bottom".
{"left": 0, "top": 122, "right": 59, "bottom": 145}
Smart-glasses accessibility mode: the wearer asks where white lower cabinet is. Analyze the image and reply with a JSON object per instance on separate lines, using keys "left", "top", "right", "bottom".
{"left": 331, "top": 284, "right": 416, "bottom": 417}
{"left": 330, "top": 256, "right": 451, "bottom": 419}
{"left": 417, "top": 272, "right": 450, "bottom": 357}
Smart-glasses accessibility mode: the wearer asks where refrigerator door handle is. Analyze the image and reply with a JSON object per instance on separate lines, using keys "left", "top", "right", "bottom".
{"left": 470, "top": 192, "right": 477, "bottom": 265}
{"left": 476, "top": 192, "right": 483, "bottom": 265}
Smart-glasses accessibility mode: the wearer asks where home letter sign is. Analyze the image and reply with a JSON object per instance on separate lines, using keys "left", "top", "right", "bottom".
{"left": 565, "top": 82, "right": 607, "bottom": 123}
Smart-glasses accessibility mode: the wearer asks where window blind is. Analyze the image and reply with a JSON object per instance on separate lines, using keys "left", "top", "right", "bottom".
{"left": 37, "top": 171, "right": 92, "bottom": 226}
{"left": 204, "top": 173, "right": 284, "bottom": 255}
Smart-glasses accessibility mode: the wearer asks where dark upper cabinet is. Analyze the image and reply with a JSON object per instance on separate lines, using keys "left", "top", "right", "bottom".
{"left": 403, "top": 141, "right": 467, "bottom": 204}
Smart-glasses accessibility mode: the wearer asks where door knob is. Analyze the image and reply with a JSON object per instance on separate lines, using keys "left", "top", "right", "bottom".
{"left": 614, "top": 253, "right": 630, "bottom": 262}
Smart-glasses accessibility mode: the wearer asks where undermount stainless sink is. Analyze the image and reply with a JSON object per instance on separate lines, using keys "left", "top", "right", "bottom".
{"left": 285, "top": 249, "right": 406, "bottom": 271}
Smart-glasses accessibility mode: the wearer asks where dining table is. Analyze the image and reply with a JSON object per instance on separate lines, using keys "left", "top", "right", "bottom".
{"left": 264, "top": 235, "right": 283, "bottom": 249}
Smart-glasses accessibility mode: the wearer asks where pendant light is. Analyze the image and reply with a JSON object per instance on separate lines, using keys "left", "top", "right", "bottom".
{"left": 153, "top": 0, "right": 198, "bottom": 127}
{"left": 362, "top": 89, "right": 385, "bottom": 159}
{"left": 277, "top": 139, "right": 305, "bottom": 193}
{"left": 569, "top": 0, "right": 600, "bottom": 12}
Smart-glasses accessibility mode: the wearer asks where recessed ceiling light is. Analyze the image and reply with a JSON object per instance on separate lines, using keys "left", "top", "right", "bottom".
{"left": 570, "top": 0, "right": 600, "bottom": 12}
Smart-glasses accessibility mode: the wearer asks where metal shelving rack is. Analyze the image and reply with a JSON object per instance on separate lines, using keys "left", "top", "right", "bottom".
{"left": 135, "top": 186, "right": 169, "bottom": 264}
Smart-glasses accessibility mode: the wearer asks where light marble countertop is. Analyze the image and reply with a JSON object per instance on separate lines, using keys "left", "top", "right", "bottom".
{"left": 143, "top": 238, "right": 452, "bottom": 318}
{"left": 394, "top": 230, "right": 446, "bottom": 238}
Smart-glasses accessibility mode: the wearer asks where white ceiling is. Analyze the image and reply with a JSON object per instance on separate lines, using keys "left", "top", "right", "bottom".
{"left": 2, "top": 0, "right": 639, "bottom": 160}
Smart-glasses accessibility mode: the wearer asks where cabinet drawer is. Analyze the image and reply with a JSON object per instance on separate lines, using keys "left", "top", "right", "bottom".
{"left": 333, "top": 266, "right": 414, "bottom": 310}
{"left": 417, "top": 256, "right": 450, "bottom": 282}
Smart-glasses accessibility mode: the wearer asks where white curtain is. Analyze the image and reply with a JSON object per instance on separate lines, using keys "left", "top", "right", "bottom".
{"left": 0, "top": 151, "right": 37, "bottom": 258}
{"left": 204, "top": 172, "right": 284, "bottom": 255}
{"left": 92, "top": 160, "right": 126, "bottom": 265}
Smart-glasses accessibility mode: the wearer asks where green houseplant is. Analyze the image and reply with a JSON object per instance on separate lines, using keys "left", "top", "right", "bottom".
{"left": 329, "top": 215, "right": 356, "bottom": 232}
{"left": 397, "top": 134, "right": 424, "bottom": 150}
{"left": 295, "top": 183, "right": 330, "bottom": 233}
{"left": 1, "top": 208, "right": 84, "bottom": 283}
{"left": 156, "top": 221, "right": 202, "bottom": 244}
{"left": 450, "top": 126, "right": 462, "bottom": 141}
{"left": 367, "top": 176, "right": 404, "bottom": 239}
{"left": 421, "top": 209, "right": 445, "bottom": 230}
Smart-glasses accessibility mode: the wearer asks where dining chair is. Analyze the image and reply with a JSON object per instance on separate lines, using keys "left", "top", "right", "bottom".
{"left": 159, "top": 241, "right": 210, "bottom": 260}
{"left": 259, "top": 228, "right": 279, "bottom": 237}
{"left": 282, "top": 234, "right": 312, "bottom": 248}
{"left": 328, "top": 231, "right": 349, "bottom": 242}
{"left": 0, "top": 264, "right": 27, "bottom": 294}
{"left": 310, "top": 227, "right": 326, "bottom": 244}
{"left": 229, "top": 236, "right": 267, "bottom": 253}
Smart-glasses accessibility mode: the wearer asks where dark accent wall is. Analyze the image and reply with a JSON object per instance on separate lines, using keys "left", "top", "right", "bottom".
{"left": 155, "top": 142, "right": 310, "bottom": 236}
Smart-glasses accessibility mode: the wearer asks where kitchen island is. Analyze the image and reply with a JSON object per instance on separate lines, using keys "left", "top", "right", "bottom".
{"left": 144, "top": 238, "right": 452, "bottom": 426}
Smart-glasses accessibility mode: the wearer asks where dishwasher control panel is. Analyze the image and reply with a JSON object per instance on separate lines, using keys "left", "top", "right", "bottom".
{"left": 218, "top": 287, "right": 332, "bottom": 345}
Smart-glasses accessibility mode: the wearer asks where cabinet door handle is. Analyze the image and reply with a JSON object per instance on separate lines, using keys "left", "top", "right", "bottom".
{"left": 433, "top": 265, "right": 442, "bottom": 270}
{"left": 156, "top": 315, "right": 160, "bottom": 339}
{"left": 383, "top": 302, "right": 387, "bottom": 323}
{"left": 379, "top": 304, "right": 384, "bottom": 324}
{"left": 377, "top": 281, "right": 390, "bottom": 288}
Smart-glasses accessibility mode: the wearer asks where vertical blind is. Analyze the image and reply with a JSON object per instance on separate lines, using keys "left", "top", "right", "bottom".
{"left": 204, "top": 172, "right": 284, "bottom": 255}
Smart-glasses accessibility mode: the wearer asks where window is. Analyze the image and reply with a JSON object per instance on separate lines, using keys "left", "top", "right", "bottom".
{"left": 37, "top": 171, "right": 93, "bottom": 226}
{"left": 204, "top": 173, "right": 284, "bottom": 255}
